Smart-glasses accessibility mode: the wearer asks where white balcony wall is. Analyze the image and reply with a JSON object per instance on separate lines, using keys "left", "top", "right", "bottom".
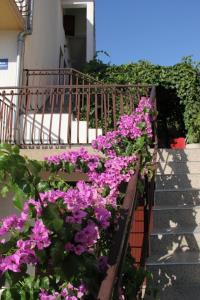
{"left": 0, "top": 31, "right": 18, "bottom": 87}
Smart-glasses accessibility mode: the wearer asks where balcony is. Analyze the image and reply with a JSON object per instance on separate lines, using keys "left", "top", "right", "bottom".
{"left": 0, "top": 0, "right": 29, "bottom": 30}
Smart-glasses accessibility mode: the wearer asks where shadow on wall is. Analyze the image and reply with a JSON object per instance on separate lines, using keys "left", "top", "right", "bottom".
{"left": 151, "top": 149, "right": 200, "bottom": 296}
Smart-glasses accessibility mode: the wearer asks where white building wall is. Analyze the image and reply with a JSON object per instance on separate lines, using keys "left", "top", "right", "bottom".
{"left": 0, "top": 31, "right": 18, "bottom": 87}
{"left": 24, "top": 0, "right": 69, "bottom": 70}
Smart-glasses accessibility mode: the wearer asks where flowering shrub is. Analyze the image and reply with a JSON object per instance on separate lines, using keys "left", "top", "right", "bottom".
{"left": 92, "top": 97, "right": 154, "bottom": 156}
{"left": 0, "top": 97, "right": 155, "bottom": 299}
{"left": 0, "top": 181, "right": 115, "bottom": 299}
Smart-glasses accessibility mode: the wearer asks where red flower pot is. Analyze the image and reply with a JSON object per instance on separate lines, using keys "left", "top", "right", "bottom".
{"left": 170, "top": 137, "right": 186, "bottom": 149}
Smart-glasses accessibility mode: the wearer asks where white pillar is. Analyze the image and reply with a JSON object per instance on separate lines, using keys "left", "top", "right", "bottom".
{"left": 86, "top": 1, "right": 95, "bottom": 62}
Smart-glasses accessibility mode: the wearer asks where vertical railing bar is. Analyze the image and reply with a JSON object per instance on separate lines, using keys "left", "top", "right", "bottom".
{"left": 101, "top": 92, "right": 103, "bottom": 130}
{"left": 103, "top": 90, "right": 107, "bottom": 134}
{"left": 58, "top": 88, "right": 64, "bottom": 145}
{"left": 67, "top": 89, "right": 72, "bottom": 146}
{"left": 7, "top": 92, "right": 14, "bottom": 142}
{"left": 77, "top": 90, "right": 80, "bottom": 144}
{"left": 75, "top": 75, "right": 78, "bottom": 113}
{"left": 129, "top": 92, "right": 134, "bottom": 113}
{"left": 136, "top": 85, "right": 140, "bottom": 104}
{"left": 67, "top": 75, "right": 73, "bottom": 147}
{"left": 40, "top": 90, "right": 47, "bottom": 144}
{"left": 22, "top": 90, "right": 31, "bottom": 145}
{"left": 95, "top": 89, "right": 98, "bottom": 138}
{"left": 14, "top": 91, "right": 23, "bottom": 144}
{"left": 31, "top": 89, "right": 39, "bottom": 144}
{"left": 120, "top": 90, "right": 124, "bottom": 115}
{"left": 0, "top": 100, "right": 2, "bottom": 142}
{"left": 86, "top": 85, "right": 90, "bottom": 144}
{"left": 0, "top": 92, "right": 6, "bottom": 143}
{"left": 2, "top": 101, "right": 6, "bottom": 142}
{"left": 82, "top": 79, "right": 85, "bottom": 110}
{"left": 49, "top": 88, "right": 55, "bottom": 145}
{"left": 107, "top": 91, "right": 110, "bottom": 130}
{"left": 112, "top": 91, "right": 117, "bottom": 130}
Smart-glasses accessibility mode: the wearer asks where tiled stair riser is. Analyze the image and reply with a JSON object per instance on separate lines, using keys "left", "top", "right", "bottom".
{"left": 146, "top": 148, "right": 200, "bottom": 300}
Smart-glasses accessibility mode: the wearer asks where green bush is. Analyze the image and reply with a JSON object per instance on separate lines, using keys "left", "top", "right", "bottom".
{"left": 83, "top": 56, "right": 200, "bottom": 143}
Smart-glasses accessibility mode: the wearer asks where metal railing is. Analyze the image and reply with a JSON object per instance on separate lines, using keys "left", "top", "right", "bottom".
{"left": 97, "top": 86, "right": 157, "bottom": 299}
{"left": 15, "top": 0, "right": 30, "bottom": 17}
{"left": 0, "top": 84, "right": 153, "bottom": 146}
{"left": 23, "top": 68, "right": 102, "bottom": 87}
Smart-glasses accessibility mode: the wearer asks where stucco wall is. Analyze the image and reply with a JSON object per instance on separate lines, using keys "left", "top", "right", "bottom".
{"left": 24, "top": 0, "right": 69, "bottom": 70}
{"left": 0, "top": 31, "right": 18, "bottom": 87}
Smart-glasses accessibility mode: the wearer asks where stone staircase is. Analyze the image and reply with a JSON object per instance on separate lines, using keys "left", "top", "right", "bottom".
{"left": 146, "top": 148, "right": 200, "bottom": 300}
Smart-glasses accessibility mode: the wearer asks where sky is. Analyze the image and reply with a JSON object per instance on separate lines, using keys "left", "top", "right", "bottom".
{"left": 95, "top": 0, "right": 200, "bottom": 66}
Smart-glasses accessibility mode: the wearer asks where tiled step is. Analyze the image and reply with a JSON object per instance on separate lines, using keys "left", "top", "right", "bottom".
{"left": 147, "top": 252, "right": 200, "bottom": 287}
{"left": 148, "top": 148, "right": 200, "bottom": 299}
{"left": 153, "top": 205, "right": 200, "bottom": 230}
{"left": 150, "top": 226, "right": 200, "bottom": 256}
{"left": 144, "top": 285, "right": 200, "bottom": 300}
{"left": 157, "top": 149, "right": 200, "bottom": 162}
{"left": 157, "top": 161, "right": 200, "bottom": 175}
{"left": 156, "top": 174, "right": 200, "bottom": 189}
{"left": 155, "top": 189, "right": 200, "bottom": 207}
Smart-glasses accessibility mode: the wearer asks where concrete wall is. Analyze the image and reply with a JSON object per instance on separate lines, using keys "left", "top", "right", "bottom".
{"left": 0, "top": 31, "right": 18, "bottom": 87}
{"left": 24, "top": 0, "right": 69, "bottom": 70}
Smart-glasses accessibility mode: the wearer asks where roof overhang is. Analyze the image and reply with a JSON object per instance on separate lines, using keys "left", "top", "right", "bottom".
{"left": 0, "top": 0, "right": 25, "bottom": 30}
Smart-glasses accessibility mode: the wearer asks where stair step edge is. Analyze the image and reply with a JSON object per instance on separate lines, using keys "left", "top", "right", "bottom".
{"left": 147, "top": 260, "right": 200, "bottom": 266}
{"left": 153, "top": 205, "right": 200, "bottom": 211}
{"left": 155, "top": 188, "right": 200, "bottom": 192}
{"left": 151, "top": 227, "right": 200, "bottom": 235}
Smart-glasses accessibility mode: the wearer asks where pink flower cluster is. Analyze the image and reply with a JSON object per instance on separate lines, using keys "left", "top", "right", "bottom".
{"left": 92, "top": 97, "right": 154, "bottom": 154}
{"left": 45, "top": 147, "right": 100, "bottom": 172}
{"left": 0, "top": 180, "right": 112, "bottom": 273}
{"left": 45, "top": 97, "right": 154, "bottom": 208}
{"left": 0, "top": 219, "right": 50, "bottom": 274}
{"left": 66, "top": 221, "right": 100, "bottom": 255}
{"left": 39, "top": 283, "right": 87, "bottom": 300}
{"left": 88, "top": 155, "right": 137, "bottom": 205}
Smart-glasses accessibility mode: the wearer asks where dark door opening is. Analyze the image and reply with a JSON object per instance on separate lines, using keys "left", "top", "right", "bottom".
{"left": 156, "top": 86, "right": 186, "bottom": 148}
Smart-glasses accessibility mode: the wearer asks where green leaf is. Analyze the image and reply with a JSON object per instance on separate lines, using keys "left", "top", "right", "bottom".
{"left": 50, "top": 241, "right": 65, "bottom": 264}
{"left": 0, "top": 186, "right": 9, "bottom": 197}
{"left": 42, "top": 203, "right": 64, "bottom": 233}
{"left": 40, "top": 277, "right": 50, "bottom": 290}
{"left": 12, "top": 185, "right": 26, "bottom": 210}
{"left": 1, "top": 289, "right": 12, "bottom": 300}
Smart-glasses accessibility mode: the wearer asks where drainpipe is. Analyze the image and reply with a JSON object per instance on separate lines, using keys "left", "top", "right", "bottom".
{"left": 15, "top": 0, "right": 34, "bottom": 144}
{"left": 16, "top": 0, "right": 34, "bottom": 87}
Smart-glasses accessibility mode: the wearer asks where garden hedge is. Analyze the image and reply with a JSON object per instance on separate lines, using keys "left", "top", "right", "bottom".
{"left": 83, "top": 56, "right": 200, "bottom": 144}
